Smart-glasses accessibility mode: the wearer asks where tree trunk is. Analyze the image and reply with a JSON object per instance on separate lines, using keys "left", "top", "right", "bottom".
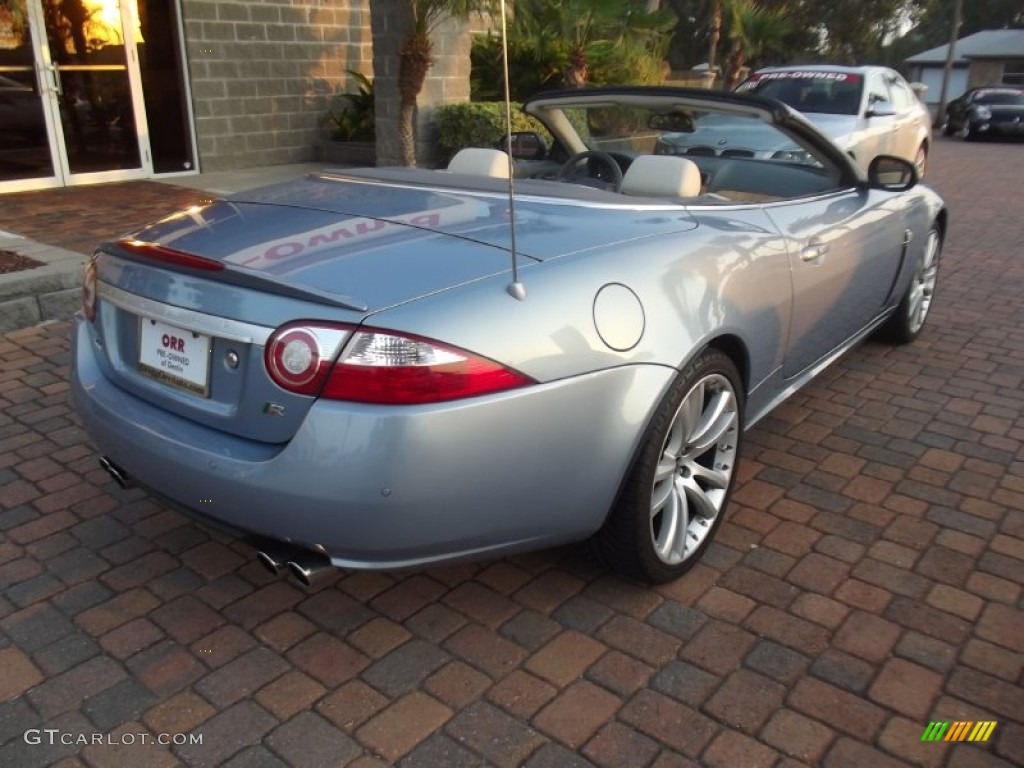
{"left": 934, "top": 0, "right": 962, "bottom": 129}
{"left": 564, "top": 47, "right": 589, "bottom": 88}
{"left": 709, "top": 0, "right": 722, "bottom": 76}
{"left": 399, "top": 97, "right": 417, "bottom": 166}
{"left": 724, "top": 41, "right": 745, "bottom": 90}
{"left": 398, "top": 33, "right": 432, "bottom": 166}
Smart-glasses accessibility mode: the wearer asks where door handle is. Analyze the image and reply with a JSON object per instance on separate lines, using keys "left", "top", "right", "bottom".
{"left": 800, "top": 243, "right": 829, "bottom": 263}
{"left": 42, "top": 64, "right": 63, "bottom": 96}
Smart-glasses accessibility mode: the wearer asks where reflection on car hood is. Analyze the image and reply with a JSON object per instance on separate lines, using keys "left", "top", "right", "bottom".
{"left": 661, "top": 119, "right": 791, "bottom": 153}
{"left": 117, "top": 172, "right": 697, "bottom": 310}
{"left": 802, "top": 113, "right": 859, "bottom": 143}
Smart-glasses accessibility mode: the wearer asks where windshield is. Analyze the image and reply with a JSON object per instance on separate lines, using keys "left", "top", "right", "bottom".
{"left": 537, "top": 101, "right": 825, "bottom": 168}
{"left": 974, "top": 90, "right": 1024, "bottom": 106}
{"left": 738, "top": 71, "right": 864, "bottom": 116}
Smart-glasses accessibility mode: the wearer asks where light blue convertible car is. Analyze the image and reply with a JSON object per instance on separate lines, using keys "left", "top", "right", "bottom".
{"left": 72, "top": 86, "right": 946, "bottom": 584}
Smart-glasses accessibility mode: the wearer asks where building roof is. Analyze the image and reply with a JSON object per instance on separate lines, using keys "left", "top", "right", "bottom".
{"left": 906, "top": 29, "right": 1024, "bottom": 65}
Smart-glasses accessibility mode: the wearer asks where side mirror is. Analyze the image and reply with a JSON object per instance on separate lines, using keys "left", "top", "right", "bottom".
{"left": 868, "top": 155, "right": 918, "bottom": 191}
{"left": 867, "top": 100, "right": 896, "bottom": 118}
{"left": 500, "top": 131, "right": 547, "bottom": 161}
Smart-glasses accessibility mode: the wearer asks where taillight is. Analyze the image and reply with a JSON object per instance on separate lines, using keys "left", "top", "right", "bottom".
{"left": 82, "top": 256, "right": 97, "bottom": 322}
{"left": 322, "top": 328, "right": 533, "bottom": 404}
{"left": 263, "top": 323, "right": 352, "bottom": 396}
{"left": 265, "top": 323, "right": 533, "bottom": 403}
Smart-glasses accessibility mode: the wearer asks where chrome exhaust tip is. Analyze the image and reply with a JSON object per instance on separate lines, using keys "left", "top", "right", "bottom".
{"left": 286, "top": 554, "right": 331, "bottom": 587}
{"left": 98, "top": 456, "right": 132, "bottom": 489}
{"left": 257, "top": 549, "right": 286, "bottom": 575}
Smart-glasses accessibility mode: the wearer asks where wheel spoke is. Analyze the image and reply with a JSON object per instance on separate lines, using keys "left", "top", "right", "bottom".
{"left": 908, "top": 284, "right": 924, "bottom": 326}
{"left": 653, "top": 456, "right": 676, "bottom": 484}
{"left": 663, "top": 411, "right": 686, "bottom": 460}
{"left": 688, "top": 390, "right": 736, "bottom": 453}
{"left": 651, "top": 475, "right": 674, "bottom": 516}
{"left": 653, "top": 483, "right": 688, "bottom": 561}
{"left": 678, "top": 381, "right": 705, "bottom": 438}
{"left": 689, "top": 462, "right": 730, "bottom": 490}
{"left": 682, "top": 476, "right": 720, "bottom": 521}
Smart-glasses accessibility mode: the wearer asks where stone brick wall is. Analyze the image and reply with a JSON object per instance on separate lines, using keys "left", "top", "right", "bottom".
{"left": 181, "top": 0, "right": 373, "bottom": 172}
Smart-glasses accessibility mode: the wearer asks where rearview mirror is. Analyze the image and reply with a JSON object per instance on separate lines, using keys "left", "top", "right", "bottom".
{"left": 500, "top": 132, "right": 547, "bottom": 161}
{"left": 868, "top": 155, "right": 917, "bottom": 191}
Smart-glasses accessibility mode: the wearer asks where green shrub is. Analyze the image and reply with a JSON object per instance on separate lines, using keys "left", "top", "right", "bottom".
{"left": 433, "top": 102, "right": 552, "bottom": 164}
{"left": 327, "top": 71, "right": 375, "bottom": 142}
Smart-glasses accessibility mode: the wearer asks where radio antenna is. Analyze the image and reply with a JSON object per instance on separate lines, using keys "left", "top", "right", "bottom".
{"left": 499, "top": 0, "right": 526, "bottom": 301}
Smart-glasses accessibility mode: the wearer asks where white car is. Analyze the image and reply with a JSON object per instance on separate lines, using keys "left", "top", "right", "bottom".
{"left": 736, "top": 66, "right": 933, "bottom": 177}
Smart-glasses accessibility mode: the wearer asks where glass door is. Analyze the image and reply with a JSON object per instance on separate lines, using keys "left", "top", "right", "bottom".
{"left": 0, "top": 0, "right": 58, "bottom": 186}
{"left": 0, "top": 0, "right": 150, "bottom": 192}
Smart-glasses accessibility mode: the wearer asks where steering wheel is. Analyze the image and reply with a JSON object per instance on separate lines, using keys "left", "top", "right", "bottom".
{"left": 556, "top": 150, "right": 624, "bottom": 192}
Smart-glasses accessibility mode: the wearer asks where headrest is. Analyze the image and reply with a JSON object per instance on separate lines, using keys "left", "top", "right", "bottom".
{"left": 447, "top": 148, "right": 511, "bottom": 179}
{"left": 621, "top": 155, "right": 702, "bottom": 198}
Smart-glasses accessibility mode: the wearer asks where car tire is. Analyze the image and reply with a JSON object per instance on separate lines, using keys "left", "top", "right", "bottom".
{"left": 957, "top": 121, "right": 976, "bottom": 141}
{"left": 941, "top": 120, "right": 954, "bottom": 136}
{"left": 593, "top": 348, "right": 743, "bottom": 583}
{"left": 876, "top": 225, "right": 941, "bottom": 345}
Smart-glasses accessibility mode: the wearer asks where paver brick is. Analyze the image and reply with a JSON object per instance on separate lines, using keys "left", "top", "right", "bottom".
{"left": 486, "top": 669, "right": 558, "bottom": 719}
{"left": 424, "top": 660, "right": 492, "bottom": 708}
{"left": 582, "top": 721, "right": 660, "bottom": 768}
{"left": 0, "top": 646, "right": 43, "bottom": 701}
{"left": 524, "top": 629, "right": 606, "bottom": 686}
{"left": 532, "top": 679, "right": 620, "bottom": 748}
{"left": 701, "top": 730, "right": 779, "bottom": 768}
{"left": 586, "top": 650, "right": 654, "bottom": 697}
{"left": 445, "top": 700, "right": 545, "bottom": 768}
{"left": 975, "top": 601, "right": 1024, "bottom": 652}
{"left": 760, "top": 708, "right": 834, "bottom": 763}
{"left": 789, "top": 678, "right": 887, "bottom": 740}
{"left": 867, "top": 658, "right": 944, "bottom": 719}
{"left": 317, "top": 680, "right": 389, "bottom": 732}
{"left": 596, "top": 614, "right": 679, "bottom": 666}
{"left": 619, "top": 690, "right": 716, "bottom": 757}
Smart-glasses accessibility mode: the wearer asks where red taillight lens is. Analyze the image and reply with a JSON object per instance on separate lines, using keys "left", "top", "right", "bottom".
{"left": 321, "top": 328, "right": 533, "bottom": 404}
{"left": 82, "top": 256, "right": 97, "bottom": 322}
{"left": 264, "top": 323, "right": 352, "bottom": 396}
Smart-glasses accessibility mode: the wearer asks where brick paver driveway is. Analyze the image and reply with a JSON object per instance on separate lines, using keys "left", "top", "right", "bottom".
{"left": 1, "top": 138, "right": 1022, "bottom": 768}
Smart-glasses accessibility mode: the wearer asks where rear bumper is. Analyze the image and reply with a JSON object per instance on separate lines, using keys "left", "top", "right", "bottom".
{"left": 72, "top": 314, "right": 673, "bottom": 569}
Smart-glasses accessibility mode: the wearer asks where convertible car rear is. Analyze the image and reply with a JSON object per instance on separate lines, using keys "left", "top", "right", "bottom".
{"left": 71, "top": 87, "right": 947, "bottom": 583}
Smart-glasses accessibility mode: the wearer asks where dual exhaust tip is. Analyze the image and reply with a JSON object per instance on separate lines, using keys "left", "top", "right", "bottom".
{"left": 257, "top": 542, "right": 332, "bottom": 587}
{"left": 98, "top": 457, "right": 330, "bottom": 587}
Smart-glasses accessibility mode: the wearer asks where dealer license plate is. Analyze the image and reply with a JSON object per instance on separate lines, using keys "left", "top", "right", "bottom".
{"left": 138, "top": 317, "right": 211, "bottom": 397}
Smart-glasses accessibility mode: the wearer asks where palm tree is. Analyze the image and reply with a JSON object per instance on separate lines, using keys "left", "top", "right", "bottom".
{"left": 510, "top": 0, "right": 674, "bottom": 89}
{"left": 722, "top": 0, "right": 789, "bottom": 90}
{"left": 397, "top": 0, "right": 489, "bottom": 166}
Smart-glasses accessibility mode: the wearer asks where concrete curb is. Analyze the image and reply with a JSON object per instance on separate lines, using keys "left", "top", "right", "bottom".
{"left": 0, "top": 232, "right": 85, "bottom": 333}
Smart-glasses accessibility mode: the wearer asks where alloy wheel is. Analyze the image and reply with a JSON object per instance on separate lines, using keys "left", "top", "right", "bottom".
{"left": 908, "top": 228, "right": 939, "bottom": 335}
{"left": 649, "top": 373, "right": 739, "bottom": 565}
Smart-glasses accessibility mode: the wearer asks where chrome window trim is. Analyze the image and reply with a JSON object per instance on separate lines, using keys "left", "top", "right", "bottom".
{"left": 98, "top": 282, "right": 273, "bottom": 345}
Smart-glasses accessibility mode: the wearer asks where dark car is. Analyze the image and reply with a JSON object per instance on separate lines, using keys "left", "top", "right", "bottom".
{"left": 944, "top": 87, "right": 1024, "bottom": 140}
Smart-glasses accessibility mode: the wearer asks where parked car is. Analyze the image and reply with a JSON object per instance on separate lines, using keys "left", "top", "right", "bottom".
{"left": 943, "top": 87, "right": 1024, "bottom": 140}
{"left": 727, "top": 65, "right": 933, "bottom": 177}
{"left": 71, "top": 86, "right": 947, "bottom": 584}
